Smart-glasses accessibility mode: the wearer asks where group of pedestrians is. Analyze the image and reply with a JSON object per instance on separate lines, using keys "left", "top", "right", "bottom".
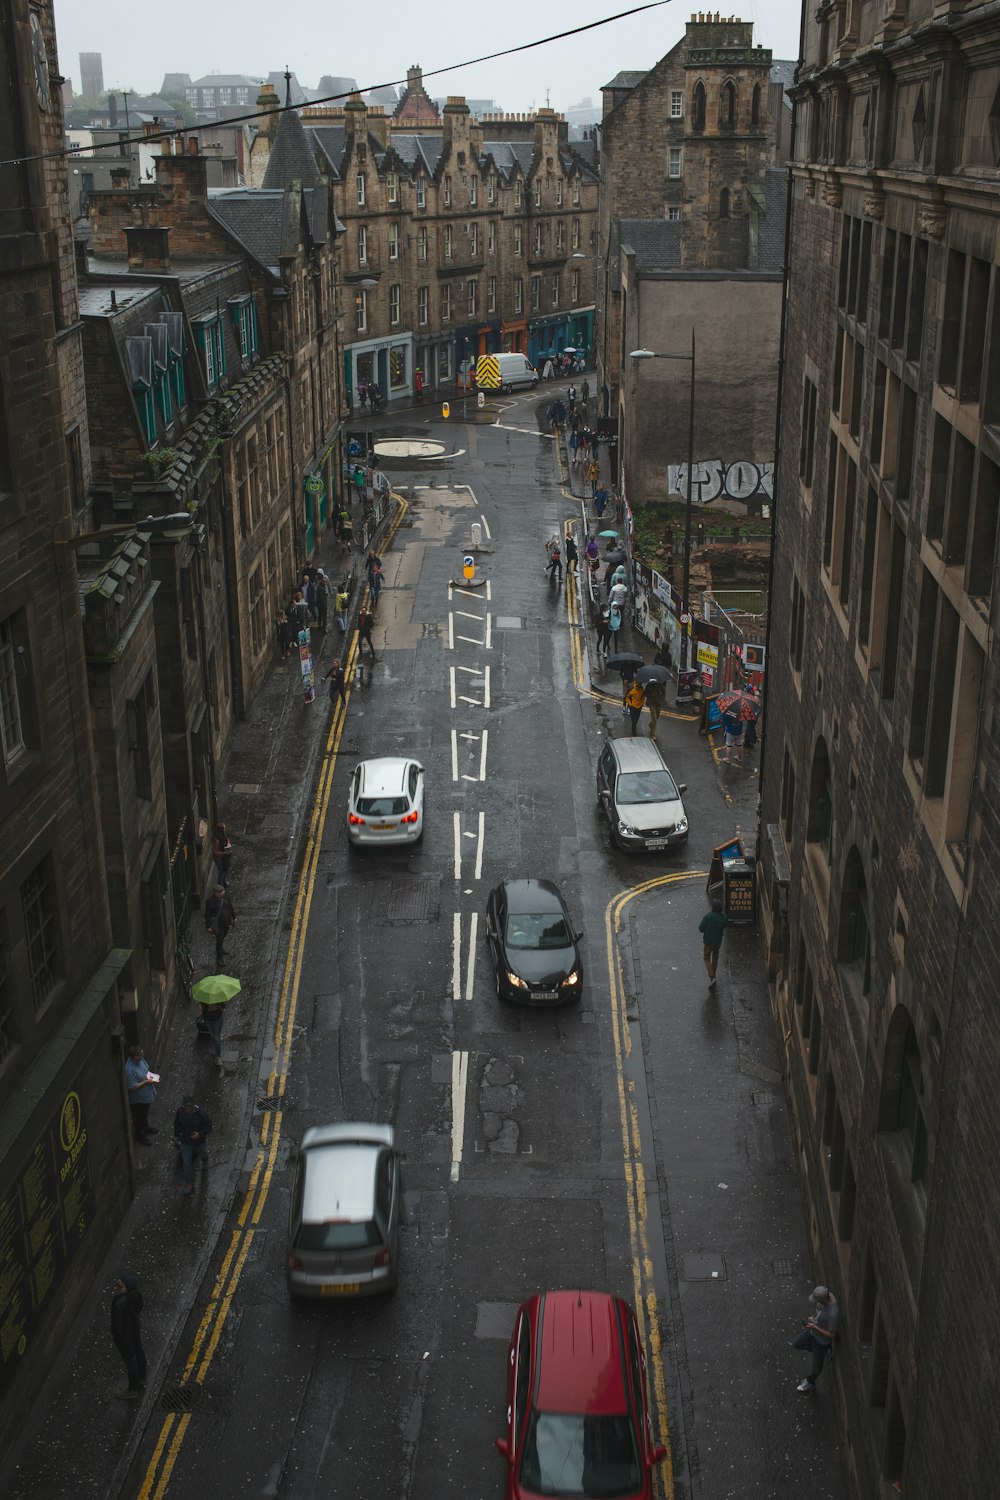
{"left": 275, "top": 567, "right": 333, "bottom": 658}
{"left": 356, "top": 382, "right": 383, "bottom": 412}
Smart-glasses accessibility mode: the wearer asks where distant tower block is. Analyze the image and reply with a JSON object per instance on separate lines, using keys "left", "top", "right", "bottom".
{"left": 79, "top": 52, "right": 104, "bottom": 103}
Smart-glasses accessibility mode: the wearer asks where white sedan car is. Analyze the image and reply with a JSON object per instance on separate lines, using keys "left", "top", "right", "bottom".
{"left": 347, "top": 757, "right": 425, "bottom": 846}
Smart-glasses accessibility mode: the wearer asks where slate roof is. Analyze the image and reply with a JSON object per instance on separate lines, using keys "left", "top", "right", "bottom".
{"left": 481, "top": 140, "right": 534, "bottom": 179}
{"left": 308, "top": 125, "right": 346, "bottom": 179}
{"left": 262, "top": 108, "right": 322, "bottom": 190}
{"left": 189, "top": 74, "right": 258, "bottom": 88}
{"left": 769, "top": 59, "right": 798, "bottom": 102}
{"left": 758, "top": 168, "right": 788, "bottom": 270}
{"left": 618, "top": 217, "right": 682, "bottom": 271}
{"left": 389, "top": 133, "right": 444, "bottom": 177}
{"left": 602, "top": 70, "right": 648, "bottom": 91}
{"left": 206, "top": 190, "right": 287, "bottom": 276}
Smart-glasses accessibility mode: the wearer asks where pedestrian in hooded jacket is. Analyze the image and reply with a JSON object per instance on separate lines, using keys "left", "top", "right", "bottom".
{"left": 110, "top": 1272, "right": 146, "bottom": 1400}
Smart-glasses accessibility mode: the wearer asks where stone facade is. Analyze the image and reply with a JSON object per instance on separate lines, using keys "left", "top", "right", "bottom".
{"left": 756, "top": 0, "right": 1000, "bottom": 1493}
{"left": 0, "top": 0, "right": 130, "bottom": 1463}
{"left": 249, "top": 69, "right": 600, "bottom": 399}
{"left": 596, "top": 18, "right": 789, "bottom": 510}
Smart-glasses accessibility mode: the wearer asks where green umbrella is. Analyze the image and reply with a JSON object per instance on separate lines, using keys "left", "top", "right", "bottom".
{"left": 598, "top": 529, "right": 620, "bottom": 539}
{"left": 192, "top": 974, "right": 241, "bottom": 1006}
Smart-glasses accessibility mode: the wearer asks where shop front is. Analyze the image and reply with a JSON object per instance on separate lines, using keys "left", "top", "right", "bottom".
{"left": 567, "top": 305, "right": 595, "bottom": 358}
{"left": 344, "top": 332, "right": 414, "bottom": 406}
{"left": 413, "top": 333, "right": 456, "bottom": 395}
{"left": 528, "top": 313, "right": 568, "bottom": 370}
{"left": 502, "top": 319, "right": 528, "bottom": 354}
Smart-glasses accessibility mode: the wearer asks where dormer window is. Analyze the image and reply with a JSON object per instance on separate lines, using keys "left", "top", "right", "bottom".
{"left": 193, "top": 313, "right": 226, "bottom": 390}
{"left": 444, "top": 175, "right": 452, "bottom": 206}
{"left": 514, "top": 180, "right": 522, "bottom": 209}
{"left": 356, "top": 173, "right": 366, "bottom": 206}
{"left": 572, "top": 177, "right": 580, "bottom": 205}
{"left": 533, "top": 180, "right": 541, "bottom": 206}
{"left": 228, "top": 295, "right": 259, "bottom": 361}
{"left": 416, "top": 177, "right": 426, "bottom": 208}
{"left": 386, "top": 170, "right": 398, "bottom": 204}
{"left": 488, "top": 175, "right": 496, "bottom": 204}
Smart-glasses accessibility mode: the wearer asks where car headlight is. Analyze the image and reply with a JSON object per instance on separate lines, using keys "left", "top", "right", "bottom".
{"left": 677, "top": 816, "right": 688, "bottom": 833}
{"left": 506, "top": 971, "right": 528, "bottom": 990}
{"left": 618, "top": 821, "right": 636, "bottom": 837}
{"left": 560, "top": 970, "right": 581, "bottom": 987}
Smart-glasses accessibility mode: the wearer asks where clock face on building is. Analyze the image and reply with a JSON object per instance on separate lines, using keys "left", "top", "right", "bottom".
{"left": 30, "top": 10, "right": 50, "bottom": 111}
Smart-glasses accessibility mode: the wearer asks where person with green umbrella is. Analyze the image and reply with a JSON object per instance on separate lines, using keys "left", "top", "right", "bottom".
{"left": 192, "top": 973, "right": 241, "bottom": 1070}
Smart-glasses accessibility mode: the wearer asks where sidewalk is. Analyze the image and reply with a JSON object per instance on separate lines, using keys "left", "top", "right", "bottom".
{"left": 1, "top": 506, "right": 396, "bottom": 1500}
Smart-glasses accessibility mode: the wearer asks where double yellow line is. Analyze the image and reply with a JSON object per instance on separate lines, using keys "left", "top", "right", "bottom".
{"left": 604, "top": 870, "right": 705, "bottom": 1500}
{"left": 138, "top": 499, "right": 407, "bottom": 1498}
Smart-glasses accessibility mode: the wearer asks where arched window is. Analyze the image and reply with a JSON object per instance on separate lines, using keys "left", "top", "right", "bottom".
{"left": 751, "top": 83, "right": 761, "bottom": 127}
{"left": 877, "top": 1007, "right": 929, "bottom": 1283}
{"left": 719, "top": 188, "right": 730, "bottom": 219}
{"left": 837, "top": 846, "right": 871, "bottom": 997}
{"left": 806, "top": 738, "right": 832, "bottom": 858}
{"left": 693, "top": 81, "right": 706, "bottom": 131}
{"left": 721, "top": 80, "right": 737, "bottom": 128}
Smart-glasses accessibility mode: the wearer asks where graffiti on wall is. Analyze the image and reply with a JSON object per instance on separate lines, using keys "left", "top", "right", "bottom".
{"left": 667, "top": 461, "right": 774, "bottom": 507}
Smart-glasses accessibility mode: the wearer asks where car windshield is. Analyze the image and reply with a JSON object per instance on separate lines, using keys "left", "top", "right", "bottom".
{"left": 615, "top": 770, "right": 678, "bottom": 806}
{"left": 357, "top": 795, "right": 409, "bottom": 816}
{"left": 505, "top": 912, "right": 573, "bottom": 950}
{"left": 295, "top": 1219, "right": 382, "bottom": 1252}
{"left": 518, "top": 1411, "right": 642, "bottom": 1497}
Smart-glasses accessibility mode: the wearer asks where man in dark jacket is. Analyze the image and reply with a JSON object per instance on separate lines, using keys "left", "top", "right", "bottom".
{"left": 173, "top": 1096, "right": 213, "bottom": 1196}
{"left": 204, "top": 885, "right": 235, "bottom": 969}
{"left": 110, "top": 1272, "right": 146, "bottom": 1400}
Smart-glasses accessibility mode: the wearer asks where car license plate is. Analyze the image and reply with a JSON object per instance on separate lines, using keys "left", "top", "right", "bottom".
{"left": 645, "top": 838, "right": 670, "bottom": 849}
{"left": 370, "top": 823, "right": 394, "bottom": 831}
{"left": 320, "top": 1282, "right": 360, "bottom": 1296}
{"left": 533, "top": 990, "right": 559, "bottom": 1000}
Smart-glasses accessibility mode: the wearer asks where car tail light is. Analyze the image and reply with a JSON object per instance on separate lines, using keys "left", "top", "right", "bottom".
{"left": 400, "top": 810, "right": 418, "bottom": 825}
{"left": 287, "top": 1253, "right": 303, "bottom": 1271}
{"left": 373, "top": 1247, "right": 391, "bottom": 1268}
{"left": 348, "top": 813, "right": 366, "bottom": 826}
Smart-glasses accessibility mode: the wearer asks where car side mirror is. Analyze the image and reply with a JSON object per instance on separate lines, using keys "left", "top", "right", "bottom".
{"left": 650, "top": 1443, "right": 668, "bottom": 1465}
{"left": 677, "top": 784, "right": 687, "bottom": 795}
{"left": 575, "top": 931, "right": 584, "bottom": 943}
{"left": 494, "top": 1437, "right": 511, "bottom": 1460}
{"left": 599, "top": 788, "right": 610, "bottom": 802}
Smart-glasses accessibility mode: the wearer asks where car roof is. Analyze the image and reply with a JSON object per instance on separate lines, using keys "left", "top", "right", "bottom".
{"left": 500, "top": 878, "right": 566, "bottom": 915}
{"left": 356, "top": 757, "right": 416, "bottom": 794}
{"left": 299, "top": 1123, "right": 394, "bottom": 1224}
{"left": 609, "top": 738, "right": 671, "bottom": 773}
{"left": 533, "top": 1291, "right": 629, "bottom": 1414}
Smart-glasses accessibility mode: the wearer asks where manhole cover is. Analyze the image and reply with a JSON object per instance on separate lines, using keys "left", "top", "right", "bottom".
{"left": 374, "top": 439, "right": 446, "bottom": 458}
{"left": 683, "top": 1252, "right": 727, "bottom": 1281}
{"left": 161, "top": 1385, "right": 201, "bottom": 1412}
{"left": 494, "top": 616, "right": 522, "bottom": 629}
{"left": 384, "top": 878, "right": 440, "bottom": 923}
{"left": 475, "top": 1301, "right": 519, "bottom": 1338}
{"left": 231, "top": 783, "right": 261, "bottom": 795}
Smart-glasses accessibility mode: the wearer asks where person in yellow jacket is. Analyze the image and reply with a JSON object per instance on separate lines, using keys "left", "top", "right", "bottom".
{"left": 625, "top": 678, "right": 646, "bottom": 737}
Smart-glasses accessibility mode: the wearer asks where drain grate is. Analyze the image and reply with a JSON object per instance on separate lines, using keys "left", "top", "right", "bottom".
{"left": 257, "top": 1096, "right": 281, "bottom": 1112}
{"left": 773, "top": 1258, "right": 795, "bottom": 1277}
{"left": 384, "top": 877, "right": 440, "bottom": 924}
{"left": 751, "top": 1089, "right": 777, "bottom": 1107}
{"left": 161, "top": 1385, "right": 201, "bottom": 1413}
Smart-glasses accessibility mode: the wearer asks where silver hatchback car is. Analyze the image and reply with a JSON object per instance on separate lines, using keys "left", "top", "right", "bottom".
{"left": 286, "top": 1123, "right": 401, "bottom": 1298}
{"left": 347, "top": 757, "right": 425, "bottom": 846}
{"left": 597, "top": 737, "right": 689, "bottom": 852}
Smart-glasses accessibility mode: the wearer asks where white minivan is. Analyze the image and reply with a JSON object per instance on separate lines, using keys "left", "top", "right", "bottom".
{"left": 475, "top": 352, "right": 539, "bottom": 392}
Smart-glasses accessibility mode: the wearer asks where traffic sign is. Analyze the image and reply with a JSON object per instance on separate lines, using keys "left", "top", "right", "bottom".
{"left": 442, "top": 401, "right": 450, "bottom": 419}
{"left": 463, "top": 555, "right": 475, "bottom": 581}
{"left": 477, "top": 390, "right": 485, "bottom": 409}
{"left": 680, "top": 613, "right": 691, "bottom": 625}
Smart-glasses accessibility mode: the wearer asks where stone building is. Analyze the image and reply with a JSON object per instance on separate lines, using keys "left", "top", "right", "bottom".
{"left": 249, "top": 67, "right": 599, "bottom": 401}
{"left": 0, "top": 0, "right": 130, "bottom": 1462}
{"left": 596, "top": 16, "right": 791, "bottom": 513}
{"left": 756, "top": 0, "right": 1000, "bottom": 1493}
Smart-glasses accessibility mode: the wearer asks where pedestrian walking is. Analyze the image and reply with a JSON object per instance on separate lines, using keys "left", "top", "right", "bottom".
{"left": 723, "top": 709, "right": 745, "bottom": 766}
{"left": 365, "top": 549, "right": 382, "bottom": 588}
{"left": 625, "top": 678, "right": 645, "bottom": 736}
{"left": 595, "top": 610, "right": 612, "bottom": 659}
{"left": 110, "top": 1273, "right": 146, "bottom": 1400}
{"left": 587, "top": 457, "right": 601, "bottom": 498}
{"left": 359, "top": 383, "right": 368, "bottom": 411}
{"left": 358, "top": 606, "right": 377, "bottom": 658}
{"left": 569, "top": 430, "right": 580, "bottom": 466}
{"left": 124, "top": 1045, "right": 158, "bottom": 1146}
{"left": 210, "top": 823, "right": 232, "bottom": 888}
{"left": 698, "top": 898, "right": 728, "bottom": 987}
{"left": 199, "top": 998, "right": 225, "bottom": 1067}
{"left": 354, "top": 464, "right": 366, "bottom": 501}
{"left": 568, "top": 383, "right": 577, "bottom": 411}
{"left": 792, "top": 1286, "right": 839, "bottom": 1393}
{"left": 289, "top": 590, "right": 309, "bottom": 634}
{"left": 370, "top": 564, "right": 384, "bottom": 610}
{"left": 335, "top": 585, "right": 349, "bottom": 634}
{"left": 315, "top": 569, "right": 330, "bottom": 631}
{"left": 302, "top": 573, "right": 318, "bottom": 622}
{"left": 546, "top": 539, "right": 563, "bottom": 584}
{"left": 584, "top": 534, "right": 600, "bottom": 568}
{"left": 274, "top": 609, "right": 291, "bottom": 660}
{"left": 565, "top": 534, "right": 578, "bottom": 575}
{"left": 203, "top": 884, "right": 236, "bottom": 970}
{"left": 645, "top": 678, "right": 665, "bottom": 738}
{"left": 325, "top": 657, "right": 347, "bottom": 708}
{"left": 173, "top": 1095, "right": 213, "bottom": 1196}
{"left": 581, "top": 377, "right": 590, "bottom": 406}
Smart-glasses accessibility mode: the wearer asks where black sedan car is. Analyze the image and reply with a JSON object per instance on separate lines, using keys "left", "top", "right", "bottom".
{"left": 485, "top": 879, "right": 583, "bottom": 1005}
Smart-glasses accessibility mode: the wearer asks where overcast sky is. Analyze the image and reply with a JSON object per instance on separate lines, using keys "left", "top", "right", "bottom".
{"left": 52, "top": 0, "right": 803, "bottom": 115}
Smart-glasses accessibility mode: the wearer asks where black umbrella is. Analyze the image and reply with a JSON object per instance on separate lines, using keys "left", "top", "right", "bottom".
{"left": 634, "top": 664, "right": 671, "bottom": 686}
{"left": 606, "top": 652, "right": 644, "bottom": 674}
{"left": 604, "top": 549, "right": 626, "bottom": 566}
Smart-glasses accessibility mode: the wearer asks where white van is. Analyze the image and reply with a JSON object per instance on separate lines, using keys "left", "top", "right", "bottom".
{"left": 475, "top": 352, "right": 539, "bottom": 393}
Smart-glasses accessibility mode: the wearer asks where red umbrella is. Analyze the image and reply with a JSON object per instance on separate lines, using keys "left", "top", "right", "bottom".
{"left": 716, "top": 689, "right": 761, "bottom": 722}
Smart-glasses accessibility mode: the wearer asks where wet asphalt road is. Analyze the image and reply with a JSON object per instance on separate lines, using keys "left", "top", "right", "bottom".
{"left": 110, "top": 395, "right": 846, "bottom": 1500}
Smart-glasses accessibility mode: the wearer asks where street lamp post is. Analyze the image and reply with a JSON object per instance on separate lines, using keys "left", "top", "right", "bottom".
{"left": 630, "top": 330, "right": 696, "bottom": 668}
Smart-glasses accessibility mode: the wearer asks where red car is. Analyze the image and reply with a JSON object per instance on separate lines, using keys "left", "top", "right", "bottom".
{"left": 495, "top": 1290, "right": 668, "bottom": 1499}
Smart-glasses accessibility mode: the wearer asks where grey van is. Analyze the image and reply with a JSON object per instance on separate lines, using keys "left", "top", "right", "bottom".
{"left": 286, "top": 1123, "right": 400, "bottom": 1298}
{"left": 597, "top": 738, "right": 689, "bottom": 852}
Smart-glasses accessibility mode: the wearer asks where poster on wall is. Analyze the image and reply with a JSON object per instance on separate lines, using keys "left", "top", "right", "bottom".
{"left": 0, "top": 1091, "right": 93, "bottom": 1395}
